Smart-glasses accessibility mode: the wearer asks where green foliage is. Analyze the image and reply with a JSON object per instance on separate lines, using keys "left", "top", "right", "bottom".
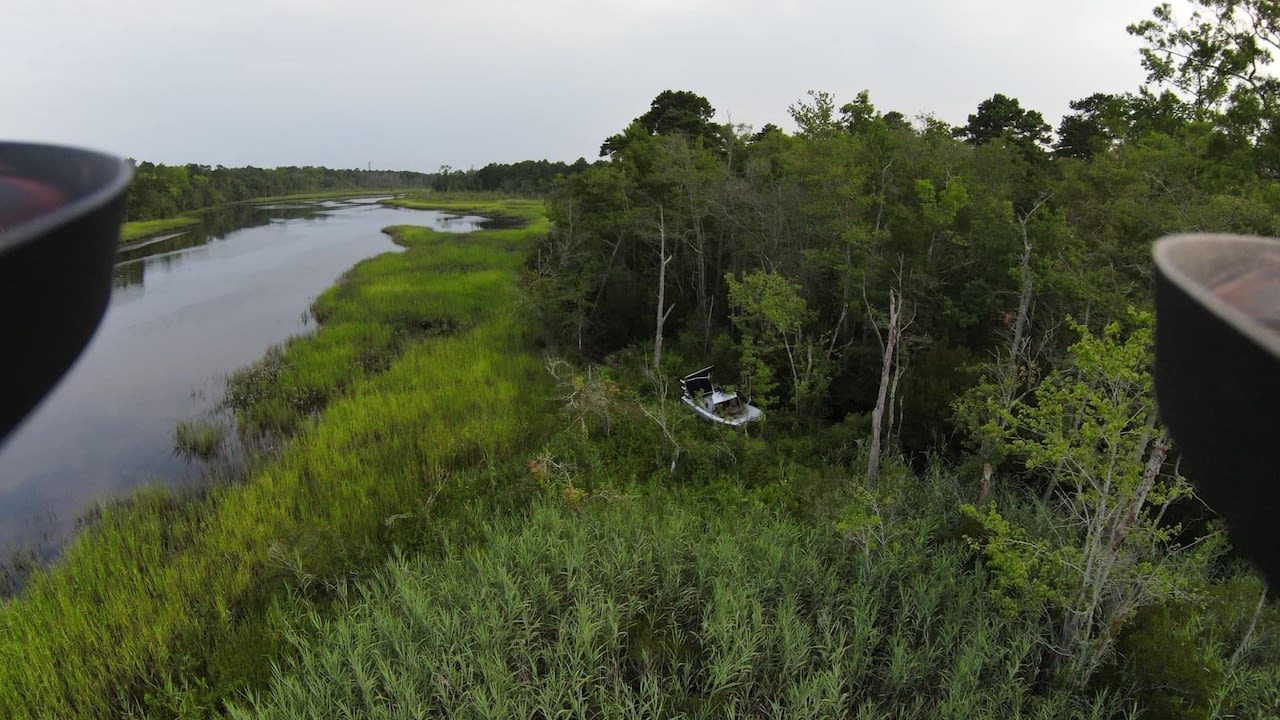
{"left": 961, "top": 502, "right": 1080, "bottom": 619}
{"left": 835, "top": 483, "right": 897, "bottom": 571}
{"left": 916, "top": 175, "right": 969, "bottom": 228}
{"left": 470, "top": 157, "right": 592, "bottom": 194}
{"left": 1129, "top": 0, "right": 1280, "bottom": 119}
{"left": 952, "top": 362, "right": 1025, "bottom": 468}
{"left": 1008, "top": 311, "right": 1156, "bottom": 481}
{"left": 533, "top": 80, "right": 1280, "bottom": 446}
{"left": 963, "top": 309, "right": 1211, "bottom": 681}
{"left": 1129, "top": 0, "right": 1280, "bottom": 173}
{"left": 1117, "top": 603, "right": 1224, "bottom": 720}
{"left": 1114, "top": 574, "right": 1280, "bottom": 719}
{"left": 954, "top": 92, "right": 1052, "bottom": 155}
{"left": 601, "top": 89, "right": 721, "bottom": 156}
{"left": 1054, "top": 93, "right": 1132, "bottom": 159}
{"left": 789, "top": 89, "right": 843, "bottom": 138}
{"left": 725, "top": 270, "right": 810, "bottom": 408}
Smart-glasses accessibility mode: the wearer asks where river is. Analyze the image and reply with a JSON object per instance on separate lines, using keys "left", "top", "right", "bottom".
{"left": 0, "top": 198, "right": 486, "bottom": 560}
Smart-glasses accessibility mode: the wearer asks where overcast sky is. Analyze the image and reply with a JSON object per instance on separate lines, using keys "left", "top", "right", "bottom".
{"left": 4, "top": 0, "right": 1173, "bottom": 171}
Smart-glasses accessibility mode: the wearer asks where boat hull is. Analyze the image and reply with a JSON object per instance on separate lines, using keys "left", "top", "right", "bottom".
{"left": 680, "top": 396, "right": 763, "bottom": 426}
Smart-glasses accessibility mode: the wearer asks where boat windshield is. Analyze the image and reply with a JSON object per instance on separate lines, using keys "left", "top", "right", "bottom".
{"left": 716, "top": 396, "right": 743, "bottom": 416}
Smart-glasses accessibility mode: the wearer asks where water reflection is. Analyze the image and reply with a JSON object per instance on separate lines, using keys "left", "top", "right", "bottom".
{"left": 113, "top": 203, "right": 343, "bottom": 288}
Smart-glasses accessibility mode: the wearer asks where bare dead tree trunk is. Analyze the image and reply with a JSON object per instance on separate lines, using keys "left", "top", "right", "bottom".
{"left": 1111, "top": 430, "right": 1168, "bottom": 552}
{"left": 884, "top": 292, "right": 916, "bottom": 450}
{"left": 1009, "top": 202, "right": 1040, "bottom": 364}
{"left": 978, "top": 463, "right": 995, "bottom": 507}
{"left": 887, "top": 334, "right": 908, "bottom": 450}
{"left": 653, "top": 204, "right": 674, "bottom": 371}
{"left": 979, "top": 194, "right": 1049, "bottom": 504}
{"left": 867, "top": 288, "right": 901, "bottom": 484}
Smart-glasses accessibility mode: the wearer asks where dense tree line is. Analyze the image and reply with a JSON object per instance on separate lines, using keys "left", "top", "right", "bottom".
{"left": 532, "top": 1, "right": 1280, "bottom": 443}
{"left": 527, "top": 0, "right": 1280, "bottom": 695}
{"left": 530, "top": 82, "right": 1280, "bottom": 441}
{"left": 126, "top": 158, "right": 590, "bottom": 221}
{"left": 435, "top": 158, "right": 592, "bottom": 194}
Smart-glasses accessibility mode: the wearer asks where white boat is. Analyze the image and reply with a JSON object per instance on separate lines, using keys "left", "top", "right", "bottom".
{"left": 679, "top": 366, "right": 764, "bottom": 426}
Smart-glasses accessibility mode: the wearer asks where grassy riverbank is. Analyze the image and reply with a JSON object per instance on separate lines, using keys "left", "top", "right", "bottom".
{"left": 0, "top": 200, "right": 553, "bottom": 718}
{"left": 381, "top": 192, "right": 541, "bottom": 218}
{"left": 243, "top": 189, "right": 415, "bottom": 205}
{"left": 119, "top": 216, "right": 201, "bottom": 243}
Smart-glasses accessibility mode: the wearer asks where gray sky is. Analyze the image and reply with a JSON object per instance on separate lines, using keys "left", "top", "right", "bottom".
{"left": 4, "top": 0, "right": 1169, "bottom": 171}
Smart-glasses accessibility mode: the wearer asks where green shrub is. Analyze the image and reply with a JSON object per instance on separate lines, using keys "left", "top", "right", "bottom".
{"left": 1112, "top": 574, "right": 1280, "bottom": 720}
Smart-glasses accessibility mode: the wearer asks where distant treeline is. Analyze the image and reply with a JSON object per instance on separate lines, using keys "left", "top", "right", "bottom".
{"left": 125, "top": 163, "right": 433, "bottom": 221}
{"left": 444, "top": 158, "right": 593, "bottom": 194}
{"left": 126, "top": 158, "right": 592, "bottom": 221}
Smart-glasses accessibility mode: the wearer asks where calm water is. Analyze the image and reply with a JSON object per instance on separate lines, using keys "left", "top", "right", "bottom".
{"left": 0, "top": 198, "right": 486, "bottom": 556}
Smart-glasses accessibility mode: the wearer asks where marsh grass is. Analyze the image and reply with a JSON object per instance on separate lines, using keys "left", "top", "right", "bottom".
{"left": 119, "top": 216, "right": 201, "bottom": 243}
{"left": 226, "top": 216, "right": 543, "bottom": 442}
{"left": 230, "top": 493, "right": 1128, "bottom": 719}
{"left": 0, "top": 201, "right": 553, "bottom": 718}
{"left": 0, "top": 547, "right": 40, "bottom": 597}
{"left": 173, "top": 420, "right": 222, "bottom": 461}
{"left": 381, "top": 194, "right": 549, "bottom": 230}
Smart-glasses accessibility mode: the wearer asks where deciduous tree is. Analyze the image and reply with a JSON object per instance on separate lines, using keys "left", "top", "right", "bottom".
{"left": 965, "top": 311, "right": 1211, "bottom": 681}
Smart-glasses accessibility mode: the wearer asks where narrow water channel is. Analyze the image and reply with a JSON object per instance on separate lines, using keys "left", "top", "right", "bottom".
{"left": 0, "top": 198, "right": 486, "bottom": 559}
